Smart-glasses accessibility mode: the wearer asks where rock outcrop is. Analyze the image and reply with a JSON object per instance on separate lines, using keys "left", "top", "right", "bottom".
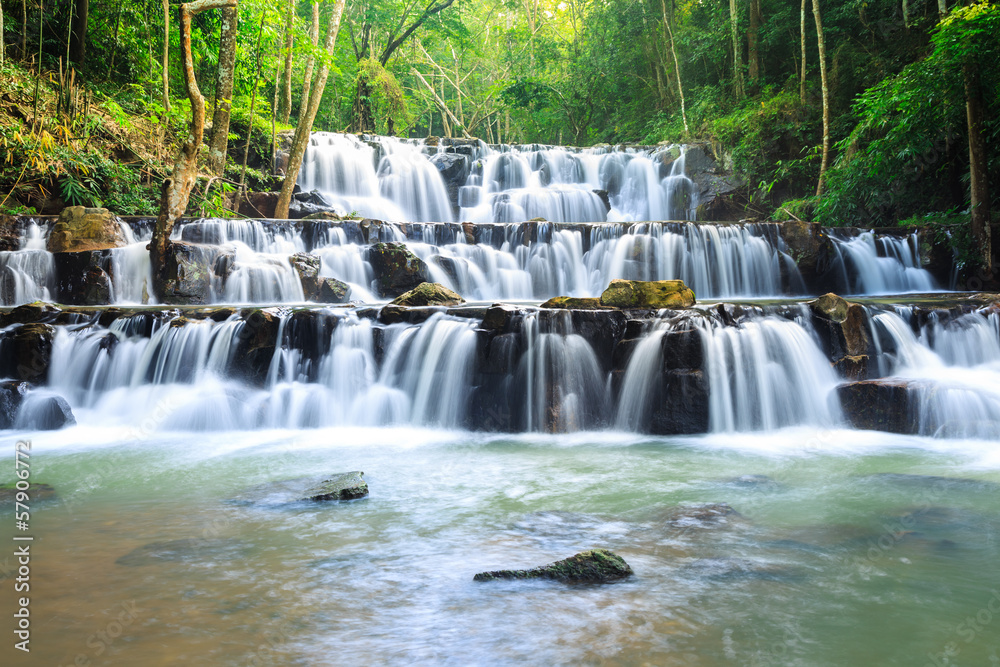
{"left": 290, "top": 253, "right": 351, "bottom": 303}
{"left": 368, "top": 242, "right": 430, "bottom": 298}
{"left": 47, "top": 206, "right": 127, "bottom": 253}
{"left": 390, "top": 282, "right": 464, "bottom": 307}
{"left": 600, "top": 279, "right": 696, "bottom": 309}
{"left": 473, "top": 549, "right": 633, "bottom": 584}
{"left": 302, "top": 472, "right": 369, "bottom": 501}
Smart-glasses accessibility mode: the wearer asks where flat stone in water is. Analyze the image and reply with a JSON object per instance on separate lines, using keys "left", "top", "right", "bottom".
{"left": 0, "top": 482, "right": 57, "bottom": 504}
{"left": 229, "top": 472, "right": 368, "bottom": 506}
{"left": 473, "top": 548, "right": 634, "bottom": 584}
{"left": 115, "top": 538, "right": 249, "bottom": 567}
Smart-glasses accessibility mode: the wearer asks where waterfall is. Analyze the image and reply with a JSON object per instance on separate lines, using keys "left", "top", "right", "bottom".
{"left": 0, "top": 223, "right": 55, "bottom": 305}
{"left": 829, "top": 231, "right": 936, "bottom": 294}
{"left": 868, "top": 308, "right": 1000, "bottom": 437}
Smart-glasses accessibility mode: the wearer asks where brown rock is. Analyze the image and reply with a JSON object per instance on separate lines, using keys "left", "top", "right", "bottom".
{"left": 47, "top": 206, "right": 127, "bottom": 253}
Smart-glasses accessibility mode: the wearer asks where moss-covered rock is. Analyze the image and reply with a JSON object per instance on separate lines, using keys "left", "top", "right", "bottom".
{"left": 473, "top": 548, "right": 633, "bottom": 583}
{"left": 390, "top": 282, "right": 465, "bottom": 307}
{"left": 47, "top": 206, "right": 127, "bottom": 253}
{"left": 539, "top": 296, "right": 615, "bottom": 310}
{"left": 368, "top": 242, "right": 430, "bottom": 298}
{"left": 811, "top": 293, "right": 850, "bottom": 322}
{"left": 290, "top": 252, "right": 351, "bottom": 303}
{"left": 302, "top": 471, "right": 369, "bottom": 501}
{"left": 600, "top": 279, "right": 695, "bottom": 309}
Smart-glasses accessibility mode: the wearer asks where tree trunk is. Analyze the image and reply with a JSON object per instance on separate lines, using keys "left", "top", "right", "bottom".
{"left": 298, "top": 1, "right": 320, "bottom": 116}
{"left": 279, "top": 0, "right": 295, "bottom": 124}
{"left": 70, "top": 0, "right": 87, "bottom": 66}
{"left": 0, "top": 3, "right": 4, "bottom": 67}
{"left": 965, "top": 62, "right": 991, "bottom": 269}
{"left": 208, "top": 6, "right": 238, "bottom": 173}
{"left": 275, "top": 0, "right": 349, "bottom": 220}
{"left": 151, "top": 0, "right": 237, "bottom": 301}
{"left": 812, "top": 0, "right": 830, "bottom": 196}
{"left": 938, "top": 0, "right": 947, "bottom": 16}
{"left": 662, "top": 4, "right": 688, "bottom": 135}
{"left": 800, "top": 0, "right": 807, "bottom": 104}
{"left": 162, "top": 0, "right": 171, "bottom": 114}
{"left": 729, "top": 0, "right": 744, "bottom": 99}
{"left": 902, "top": 0, "right": 909, "bottom": 29}
{"left": 20, "top": 0, "right": 26, "bottom": 59}
{"left": 748, "top": 0, "right": 761, "bottom": 87}
{"left": 237, "top": 11, "right": 267, "bottom": 214}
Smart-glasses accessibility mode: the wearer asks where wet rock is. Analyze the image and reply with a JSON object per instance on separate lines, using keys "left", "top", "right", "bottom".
{"left": 430, "top": 153, "right": 470, "bottom": 213}
{"left": 461, "top": 221, "right": 477, "bottom": 245}
{"left": 833, "top": 354, "right": 869, "bottom": 381}
{"left": 838, "top": 379, "right": 923, "bottom": 434}
{"left": 661, "top": 327, "right": 704, "bottom": 370}
{"left": 0, "top": 482, "right": 57, "bottom": 505}
{"left": 660, "top": 503, "right": 742, "bottom": 529}
{"left": 650, "top": 369, "right": 709, "bottom": 434}
{"left": 0, "top": 301, "right": 61, "bottom": 327}
{"left": 0, "top": 323, "right": 54, "bottom": 383}
{"left": 368, "top": 242, "right": 430, "bottom": 298}
{"left": 592, "top": 189, "right": 611, "bottom": 211}
{"left": 115, "top": 538, "right": 249, "bottom": 567}
{"left": 473, "top": 549, "right": 633, "bottom": 583}
{"left": 379, "top": 305, "right": 440, "bottom": 325}
{"left": 47, "top": 206, "right": 127, "bottom": 253}
{"left": 290, "top": 252, "right": 351, "bottom": 303}
{"left": 0, "top": 380, "right": 29, "bottom": 427}
{"left": 15, "top": 393, "right": 76, "bottom": 430}
{"left": 302, "top": 471, "right": 368, "bottom": 501}
{"left": 231, "top": 472, "right": 368, "bottom": 505}
{"left": 781, "top": 220, "right": 832, "bottom": 289}
{"left": 160, "top": 242, "right": 231, "bottom": 305}
{"left": 287, "top": 190, "right": 347, "bottom": 219}
{"left": 480, "top": 304, "right": 519, "bottom": 331}
{"left": 0, "top": 215, "right": 21, "bottom": 251}
{"left": 724, "top": 474, "right": 780, "bottom": 490}
{"left": 810, "top": 295, "right": 872, "bottom": 362}
{"left": 600, "top": 279, "right": 695, "bottom": 309}
{"left": 390, "top": 282, "right": 465, "bottom": 307}
{"left": 539, "top": 296, "right": 614, "bottom": 310}
{"left": 53, "top": 250, "right": 114, "bottom": 305}
{"left": 230, "top": 309, "right": 281, "bottom": 386}
{"left": 301, "top": 211, "right": 354, "bottom": 221}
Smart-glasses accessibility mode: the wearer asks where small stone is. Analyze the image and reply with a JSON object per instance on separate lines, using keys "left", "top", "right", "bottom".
{"left": 302, "top": 472, "right": 369, "bottom": 501}
{"left": 473, "top": 548, "right": 633, "bottom": 584}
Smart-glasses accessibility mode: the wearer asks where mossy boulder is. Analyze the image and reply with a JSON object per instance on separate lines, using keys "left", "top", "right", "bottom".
{"left": 47, "top": 206, "right": 127, "bottom": 253}
{"left": 540, "top": 296, "right": 615, "bottom": 310}
{"left": 390, "top": 282, "right": 465, "bottom": 307}
{"left": 811, "top": 293, "right": 850, "bottom": 322}
{"left": 302, "top": 471, "right": 369, "bottom": 501}
{"left": 368, "top": 242, "right": 430, "bottom": 298}
{"left": 473, "top": 549, "right": 633, "bottom": 583}
{"left": 600, "top": 279, "right": 695, "bottom": 309}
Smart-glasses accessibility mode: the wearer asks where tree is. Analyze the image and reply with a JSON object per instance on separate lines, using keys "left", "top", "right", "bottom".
{"left": 298, "top": 1, "right": 320, "bottom": 116}
{"left": 800, "top": 0, "right": 807, "bottom": 104}
{"left": 162, "top": 0, "right": 171, "bottom": 114}
{"left": 729, "top": 0, "right": 744, "bottom": 98}
{"left": 348, "top": 0, "right": 458, "bottom": 132}
{"left": 151, "top": 0, "right": 238, "bottom": 300}
{"left": 275, "top": 0, "right": 349, "bottom": 219}
{"left": 812, "top": 0, "right": 830, "bottom": 195}
{"left": 748, "top": 0, "right": 761, "bottom": 87}
{"left": 208, "top": 6, "right": 238, "bottom": 173}
{"left": 278, "top": 0, "right": 295, "bottom": 123}
{"left": 70, "top": 0, "right": 88, "bottom": 66}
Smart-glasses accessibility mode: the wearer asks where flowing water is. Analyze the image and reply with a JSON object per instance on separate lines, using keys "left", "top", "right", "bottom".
{"left": 0, "top": 134, "right": 996, "bottom": 665}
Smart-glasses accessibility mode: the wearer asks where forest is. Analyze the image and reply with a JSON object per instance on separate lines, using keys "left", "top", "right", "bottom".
{"left": 0, "top": 0, "right": 997, "bottom": 268}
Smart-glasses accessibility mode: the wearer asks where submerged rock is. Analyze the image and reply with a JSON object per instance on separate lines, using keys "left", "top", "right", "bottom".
{"left": 47, "top": 206, "right": 127, "bottom": 253}
{"left": 660, "top": 503, "right": 742, "bottom": 529}
{"left": 15, "top": 393, "right": 76, "bottom": 430}
{"left": 473, "top": 549, "right": 633, "bottom": 583}
{"left": 0, "top": 482, "right": 57, "bottom": 505}
{"left": 600, "top": 279, "right": 695, "bottom": 309}
{"left": 0, "top": 380, "right": 29, "bottom": 428}
{"left": 368, "top": 242, "right": 430, "bottom": 298}
{"left": 116, "top": 538, "right": 249, "bottom": 567}
{"left": 684, "top": 557, "right": 803, "bottom": 582}
{"left": 390, "top": 282, "right": 465, "bottom": 307}
{"left": 302, "top": 472, "right": 369, "bottom": 501}
{"left": 232, "top": 472, "right": 369, "bottom": 505}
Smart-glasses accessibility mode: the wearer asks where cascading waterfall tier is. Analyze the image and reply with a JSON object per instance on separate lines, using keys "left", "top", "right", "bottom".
{"left": 3, "top": 296, "right": 996, "bottom": 437}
